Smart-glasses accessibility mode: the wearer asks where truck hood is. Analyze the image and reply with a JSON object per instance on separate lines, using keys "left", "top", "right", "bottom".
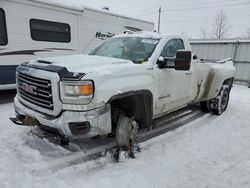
{"left": 34, "top": 54, "right": 134, "bottom": 74}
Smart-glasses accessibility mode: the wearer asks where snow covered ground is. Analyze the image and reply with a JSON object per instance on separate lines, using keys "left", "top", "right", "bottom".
{"left": 0, "top": 85, "right": 250, "bottom": 188}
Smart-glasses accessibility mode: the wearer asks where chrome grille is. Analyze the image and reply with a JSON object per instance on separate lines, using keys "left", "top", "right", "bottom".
{"left": 18, "top": 72, "right": 54, "bottom": 110}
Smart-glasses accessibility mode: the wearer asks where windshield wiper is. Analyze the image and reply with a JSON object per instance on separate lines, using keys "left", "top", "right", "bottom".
{"left": 133, "top": 58, "right": 148, "bottom": 64}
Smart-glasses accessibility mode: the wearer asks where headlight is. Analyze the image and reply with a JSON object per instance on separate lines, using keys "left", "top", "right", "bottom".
{"left": 60, "top": 80, "right": 94, "bottom": 104}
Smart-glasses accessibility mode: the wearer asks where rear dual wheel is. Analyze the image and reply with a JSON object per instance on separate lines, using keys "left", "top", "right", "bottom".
{"left": 200, "top": 85, "right": 230, "bottom": 115}
{"left": 211, "top": 85, "right": 230, "bottom": 115}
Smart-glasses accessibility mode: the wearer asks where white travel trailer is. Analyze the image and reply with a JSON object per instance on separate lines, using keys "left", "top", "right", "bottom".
{"left": 0, "top": 0, "right": 154, "bottom": 90}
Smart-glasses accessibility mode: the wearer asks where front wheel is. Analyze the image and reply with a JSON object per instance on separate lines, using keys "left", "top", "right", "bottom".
{"left": 115, "top": 114, "right": 138, "bottom": 149}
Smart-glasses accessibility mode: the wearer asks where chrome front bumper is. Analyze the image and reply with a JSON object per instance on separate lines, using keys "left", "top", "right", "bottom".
{"left": 14, "top": 97, "right": 112, "bottom": 139}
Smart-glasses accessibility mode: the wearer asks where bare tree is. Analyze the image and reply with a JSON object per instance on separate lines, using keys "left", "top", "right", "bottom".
{"left": 212, "top": 9, "right": 231, "bottom": 39}
{"left": 200, "top": 23, "right": 209, "bottom": 39}
{"left": 180, "top": 31, "right": 192, "bottom": 39}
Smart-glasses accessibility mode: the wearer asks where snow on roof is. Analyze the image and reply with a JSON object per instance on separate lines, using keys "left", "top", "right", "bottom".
{"left": 114, "top": 31, "right": 165, "bottom": 39}
{"left": 114, "top": 31, "right": 188, "bottom": 41}
{"left": 28, "top": 0, "right": 154, "bottom": 24}
{"left": 29, "top": 0, "right": 84, "bottom": 11}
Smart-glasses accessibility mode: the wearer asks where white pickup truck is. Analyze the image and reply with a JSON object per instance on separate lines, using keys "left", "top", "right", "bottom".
{"left": 12, "top": 32, "right": 235, "bottom": 148}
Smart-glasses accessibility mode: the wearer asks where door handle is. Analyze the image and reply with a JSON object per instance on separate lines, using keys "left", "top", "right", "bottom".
{"left": 185, "top": 71, "right": 192, "bottom": 75}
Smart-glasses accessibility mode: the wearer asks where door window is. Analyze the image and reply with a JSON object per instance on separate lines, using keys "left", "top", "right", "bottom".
{"left": 161, "top": 39, "right": 185, "bottom": 57}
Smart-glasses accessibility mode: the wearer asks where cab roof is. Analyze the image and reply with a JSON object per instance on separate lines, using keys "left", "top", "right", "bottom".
{"left": 114, "top": 31, "right": 184, "bottom": 40}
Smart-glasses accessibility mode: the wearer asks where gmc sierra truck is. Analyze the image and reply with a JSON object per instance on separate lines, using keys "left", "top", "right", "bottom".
{"left": 12, "top": 32, "right": 236, "bottom": 148}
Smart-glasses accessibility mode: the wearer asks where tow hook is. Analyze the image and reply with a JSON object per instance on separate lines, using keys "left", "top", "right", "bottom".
{"left": 9, "top": 117, "right": 24, "bottom": 125}
{"left": 9, "top": 116, "right": 38, "bottom": 126}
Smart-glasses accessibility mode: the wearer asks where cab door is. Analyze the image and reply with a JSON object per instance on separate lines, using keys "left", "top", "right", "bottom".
{"left": 155, "top": 38, "right": 191, "bottom": 115}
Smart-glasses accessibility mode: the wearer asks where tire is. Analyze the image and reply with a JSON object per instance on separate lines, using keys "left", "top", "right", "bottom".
{"left": 210, "top": 85, "right": 230, "bottom": 115}
{"left": 200, "top": 101, "right": 211, "bottom": 112}
{"left": 114, "top": 114, "right": 139, "bottom": 160}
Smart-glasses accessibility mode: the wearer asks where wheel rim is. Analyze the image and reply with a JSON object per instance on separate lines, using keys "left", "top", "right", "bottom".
{"left": 116, "top": 115, "right": 138, "bottom": 148}
{"left": 221, "top": 90, "right": 229, "bottom": 111}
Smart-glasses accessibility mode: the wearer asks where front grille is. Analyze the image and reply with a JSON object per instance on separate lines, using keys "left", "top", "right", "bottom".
{"left": 18, "top": 72, "right": 54, "bottom": 110}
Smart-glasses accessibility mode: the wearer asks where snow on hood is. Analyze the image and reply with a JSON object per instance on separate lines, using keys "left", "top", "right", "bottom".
{"left": 34, "top": 54, "right": 136, "bottom": 76}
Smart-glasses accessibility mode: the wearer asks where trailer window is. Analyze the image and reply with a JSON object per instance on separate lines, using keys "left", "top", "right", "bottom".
{"left": 0, "top": 8, "right": 8, "bottom": 46}
{"left": 30, "top": 19, "right": 70, "bottom": 43}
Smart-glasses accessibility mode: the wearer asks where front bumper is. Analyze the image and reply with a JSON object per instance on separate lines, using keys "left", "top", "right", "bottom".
{"left": 14, "top": 97, "right": 112, "bottom": 139}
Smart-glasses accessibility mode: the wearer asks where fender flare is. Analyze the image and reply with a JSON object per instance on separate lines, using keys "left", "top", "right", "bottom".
{"left": 107, "top": 90, "right": 154, "bottom": 130}
{"left": 107, "top": 89, "right": 153, "bottom": 103}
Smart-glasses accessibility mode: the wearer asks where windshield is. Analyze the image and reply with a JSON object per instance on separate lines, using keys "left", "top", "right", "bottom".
{"left": 89, "top": 37, "right": 159, "bottom": 63}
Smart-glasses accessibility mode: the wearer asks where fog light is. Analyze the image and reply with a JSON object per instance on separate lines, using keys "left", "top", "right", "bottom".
{"left": 69, "top": 122, "right": 90, "bottom": 136}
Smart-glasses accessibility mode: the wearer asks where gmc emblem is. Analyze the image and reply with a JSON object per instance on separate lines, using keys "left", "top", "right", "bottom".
{"left": 21, "top": 82, "right": 37, "bottom": 95}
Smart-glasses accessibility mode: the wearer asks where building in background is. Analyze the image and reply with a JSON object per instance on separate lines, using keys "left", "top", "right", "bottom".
{"left": 190, "top": 39, "right": 250, "bottom": 87}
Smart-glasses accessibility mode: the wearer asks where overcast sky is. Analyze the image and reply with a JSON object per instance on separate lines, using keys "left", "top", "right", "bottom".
{"left": 78, "top": 0, "right": 250, "bottom": 39}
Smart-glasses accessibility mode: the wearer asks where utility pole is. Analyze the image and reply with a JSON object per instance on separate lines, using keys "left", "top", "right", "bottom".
{"left": 158, "top": 6, "right": 161, "bottom": 33}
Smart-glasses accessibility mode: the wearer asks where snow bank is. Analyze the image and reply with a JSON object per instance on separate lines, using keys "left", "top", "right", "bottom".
{"left": 0, "top": 85, "right": 250, "bottom": 188}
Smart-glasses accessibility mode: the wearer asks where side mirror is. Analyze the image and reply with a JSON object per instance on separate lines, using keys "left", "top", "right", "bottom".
{"left": 157, "top": 56, "right": 166, "bottom": 69}
{"left": 157, "top": 50, "right": 191, "bottom": 70}
{"left": 175, "top": 50, "right": 192, "bottom": 71}
{"left": 157, "top": 56, "right": 175, "bottom": 69}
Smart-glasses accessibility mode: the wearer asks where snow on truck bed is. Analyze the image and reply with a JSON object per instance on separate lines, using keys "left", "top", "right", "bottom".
{"left": 1, "top": 85, "right": 250, "bottom": 188}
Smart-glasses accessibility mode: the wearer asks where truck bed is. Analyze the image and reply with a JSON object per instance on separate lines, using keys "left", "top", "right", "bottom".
{"left": 194, "top": 58, "right": 235, "bottom": 101}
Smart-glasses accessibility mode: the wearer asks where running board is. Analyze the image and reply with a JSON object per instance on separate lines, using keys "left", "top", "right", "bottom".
{"left": 65, "top": 106, "right": 205, "bottom": 152}
{"left": 138, "top": 109, "right": 204, "bottom": 143}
